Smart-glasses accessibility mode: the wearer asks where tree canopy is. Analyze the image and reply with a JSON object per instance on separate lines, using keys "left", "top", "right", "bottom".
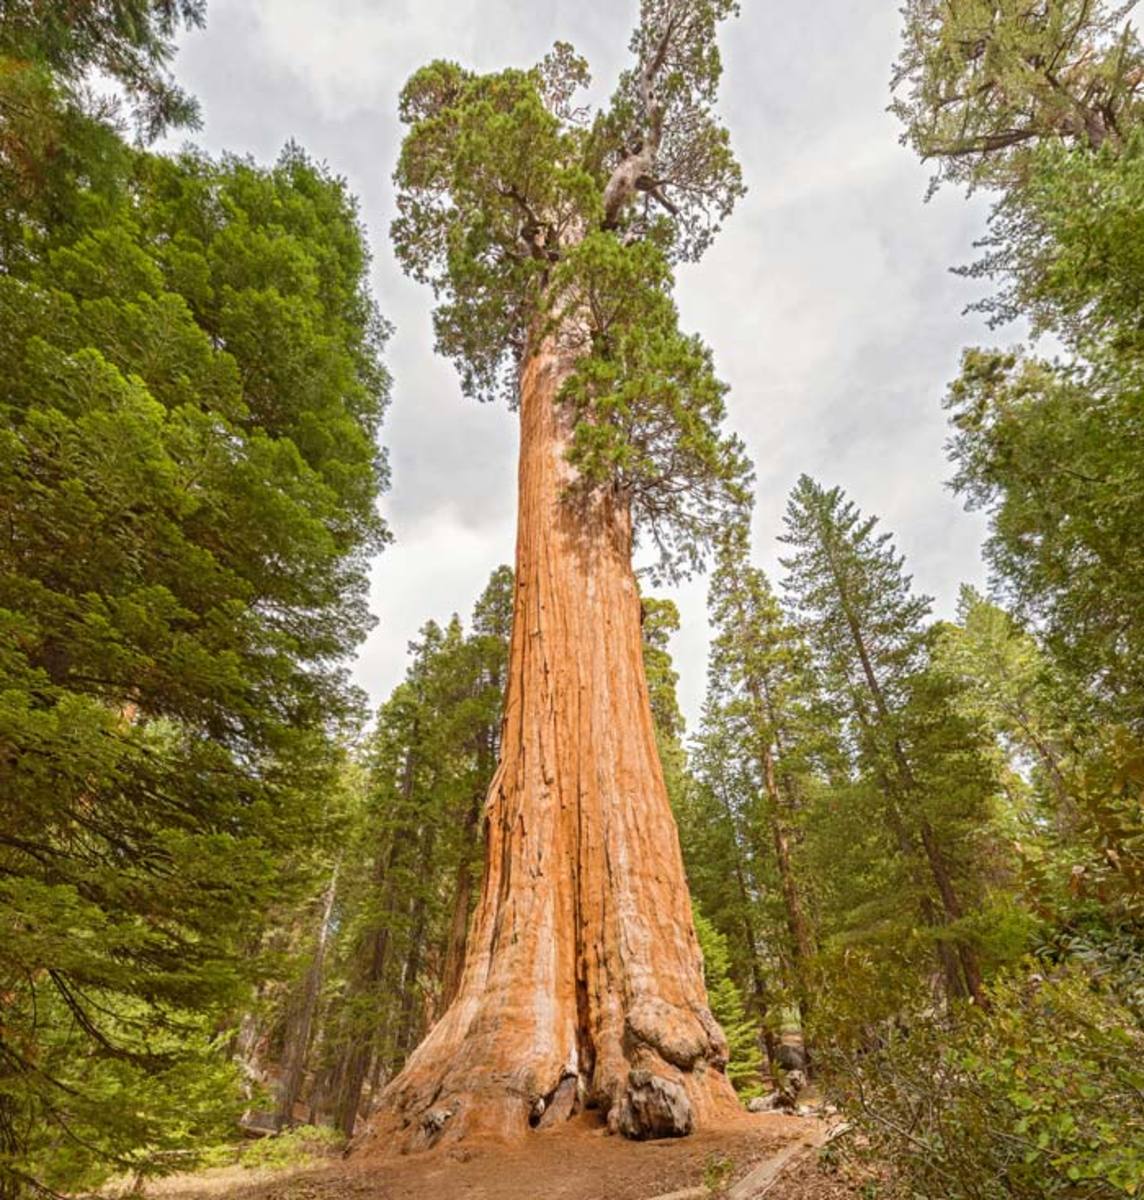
{"left": 391, "top": 0, "right": 751, "bottom": 580}
{"left": 893, "top": 0, "right": 1144, "bottom": 195}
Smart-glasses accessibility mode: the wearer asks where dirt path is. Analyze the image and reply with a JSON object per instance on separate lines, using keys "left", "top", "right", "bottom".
{"left": 143, "top": 1113, "right": 856, "bottom": 1200}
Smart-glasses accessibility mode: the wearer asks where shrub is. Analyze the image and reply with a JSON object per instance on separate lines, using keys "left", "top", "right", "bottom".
{"left": 242, "top": 1125, "right": 346, "bottom": 1170}
{"left": 826, "top": 967, "right": 1144, "bottom": 1198}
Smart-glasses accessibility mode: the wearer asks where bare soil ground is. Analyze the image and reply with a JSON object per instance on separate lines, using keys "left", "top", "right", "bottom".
{"left": 139, "top": 1113, "right": 864, "bottom": 1200}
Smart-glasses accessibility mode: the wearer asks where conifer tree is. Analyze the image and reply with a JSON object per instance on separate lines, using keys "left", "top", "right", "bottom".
{"left": 893, "top": 0, "right": 1144, "bottom": 194}
{"left": 0, "top": 1, "right": 207, "bottom": 265}
{"left": 685, "top": 706, "right": 805, "bottom": 1074}
{"left": 379, "top": 0, "right": 751, "bottom": 1146}
{"left": 894, "top": 1, "right": 1144, "bottom": 725}
{"left": 706, "top": 522, "right": 818, "bottom": 1021}
{"left": 0, "top": 14, "right": 390, "bottom": 1185}
{"left": 780, "top": 476, "right": 988, "bottom": 1006}
{"left": 937, "top": 590, "right": 1142, "bottom": 1013}
{"left": 322, "top": 569, "right": 511, "bottom": 1138}
{"left": 636, "top": 598, "right": 766, "bottom": 1093}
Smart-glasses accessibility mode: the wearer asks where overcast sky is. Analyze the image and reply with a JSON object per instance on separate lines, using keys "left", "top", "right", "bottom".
{"left": 171, "top": 0, "right": 1005, "bottom": 728}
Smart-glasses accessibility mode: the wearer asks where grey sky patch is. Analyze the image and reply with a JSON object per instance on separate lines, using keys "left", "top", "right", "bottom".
{"left": 171, "top": 0, "right": 1006, "bottom": 727}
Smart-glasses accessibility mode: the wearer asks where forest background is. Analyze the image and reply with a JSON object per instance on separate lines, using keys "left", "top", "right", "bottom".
{"left": 1, "top": 1, "right": 1141, "bottom": 1198}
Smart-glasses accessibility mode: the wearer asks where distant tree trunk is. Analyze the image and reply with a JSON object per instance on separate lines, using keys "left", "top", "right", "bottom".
{"left": 721, "top": 584, "right": 816, "bottom": 1027}
{"left": 394, "top": 819, "right": 439, "bottom": 1057}
{"left": 370, "top": 335, "right": 736, "bottom": 1150}
{"left": 710, "top": 777, "right": 778, "bottom": 1074}
{"left": 332, "top": 964, "right": 382, "bottom": 1138}
{"left": 758, "top": 744, "right": 815, "bottom": 987}
{"left": 440, "top": 788, "right": 483, "bottom": 1010}
{"left": 760, "top": 698, "right": 818, "bottom": 972}
{"left": 332, "top": 774, "right": 411, "bottom": 1139}
{"left": 733, "top": 871, "right": 779, "bottom": 1077}
{"left": 275, "top": 864, "right": 339, "bottom": 1130}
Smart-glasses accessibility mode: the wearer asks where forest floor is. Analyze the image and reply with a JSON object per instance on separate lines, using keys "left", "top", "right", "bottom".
{"left": 135, "top": 1112, "right": 867, "bottom": 1200}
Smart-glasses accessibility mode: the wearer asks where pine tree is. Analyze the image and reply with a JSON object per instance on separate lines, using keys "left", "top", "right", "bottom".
{"left": 780, "top": 476, "right": 988, "bottom": 1006}
{"left": 684, "top": 707, "right": 784, "bottom": 1069}
{"left": 706, "top": 522, "right": 818, "bottom": 1022}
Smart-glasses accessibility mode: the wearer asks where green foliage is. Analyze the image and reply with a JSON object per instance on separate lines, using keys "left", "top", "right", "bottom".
{"left": 934, "top": 590, "right": 1144, "bottom": 987}
{"left": 0, "top": 1, "right": 208, "bottom": 271}
{"left": 637, "top": 580, "right": 779, "bottom": 1082}
{"left": 781, "top": 475, "right": 932, "bottom": 719}
{"left": 970, "top": 134, "right": 1144, "bottom": 334}
{"left": 688, "top": 519, "right": 827, "bottom": 1035}
{"left": 391, "top": 1, "right": 749, "bottom": 579}
{"left": 945, "top": 180, "right": 1144, "bottom": 722}
{"left": 892, "top": 0, "right": 1144, "bottom": 196}
{"left": 29, "top": 1021, "right": 245, "bottom": 1194}
{"left": 242, "top": 1124, "right": 345, "bottom": 1170}
{"left": 297, "top": 567, "right": 512, "bottom": 1134}
{"left": 702, "top": 1152, "right": 736, "bottom": 1193}
{"left": 601, "top": 0, "right": 745, "bottom": 261}
{"left": 392, "top": 58, "right": 590, "bottom": 403}
{"left": 831, "top": 969, "right": 1144, "bottom": 1199}
{"left": 897, "top": 11, "right": 1144, "bottom": 733}
{"left": 781, "top": 476, "right": 1012, "bottom": 1011}
{"left": 0, "top": 55, "right": 390, "bottom": 1191}
{"left": 554, "top": 234, "right": 751, "bottom": 582}
{"left": 641, "top": 595, "right": 687, "bottom": 748}
{"left": 694, "top": 908, "right": 764, "bottom": 1095}
{"left": 0, "top": 0, "right": 207, "bottom": 139}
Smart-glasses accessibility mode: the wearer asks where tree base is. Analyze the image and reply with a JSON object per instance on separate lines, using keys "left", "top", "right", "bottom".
{"left": 359, "top": 996, "right": 739, "bottom": 1154}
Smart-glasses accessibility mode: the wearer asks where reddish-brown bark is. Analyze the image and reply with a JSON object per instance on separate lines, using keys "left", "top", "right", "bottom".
{"left": 364, "top": 339, "right": 737, "bottom": 1151}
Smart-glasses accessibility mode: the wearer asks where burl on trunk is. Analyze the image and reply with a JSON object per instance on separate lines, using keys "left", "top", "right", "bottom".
{"left": 366, "top": 340, "right": 738, "bottom": 1150}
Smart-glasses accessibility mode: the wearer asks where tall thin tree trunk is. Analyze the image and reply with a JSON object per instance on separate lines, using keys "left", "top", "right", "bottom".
{"left": 710, "top": 779, "right": 778, "bottom": 1073}
{"left": 759, "top": 746, "right": 815, "bottom": 978}
{"left": 275, "top": 864, "right": 339, "bottom": 1130}
{"left": 394, "top": 818, "right": 439, "bottom": 1057}
{"left": 732, "top": 868, "right": 779, "bottom": 1076}
{"left": 369, "top": 337, "right": 736, "bottom": 1150}
{"left": 332, "top": 778, "right": 411, "bottom": 1139}
{"left": 440, "top": 788, "right": 483, "bottom": 1010}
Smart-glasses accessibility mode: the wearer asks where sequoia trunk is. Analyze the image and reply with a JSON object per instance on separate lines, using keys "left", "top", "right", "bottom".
{"left": 367, "top": 338, "right": 736, "bottom": 1151}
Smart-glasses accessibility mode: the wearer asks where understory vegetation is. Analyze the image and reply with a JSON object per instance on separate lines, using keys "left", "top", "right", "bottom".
{"left": 1, "top": 1, "right": 1141, "bottom": 1197}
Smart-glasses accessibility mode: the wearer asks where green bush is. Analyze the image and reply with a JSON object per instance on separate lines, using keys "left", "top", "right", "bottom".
{"left": 241, "top": 1125, "right": 346, "bottom": 1170}
{"left": 826, "top": 967, "right": 1144, "bottom": 1198}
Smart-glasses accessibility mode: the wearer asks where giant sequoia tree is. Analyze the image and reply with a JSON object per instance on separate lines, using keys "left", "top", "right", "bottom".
{"left": 376, "top": 0, "right": 751, "bottom": 1147}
